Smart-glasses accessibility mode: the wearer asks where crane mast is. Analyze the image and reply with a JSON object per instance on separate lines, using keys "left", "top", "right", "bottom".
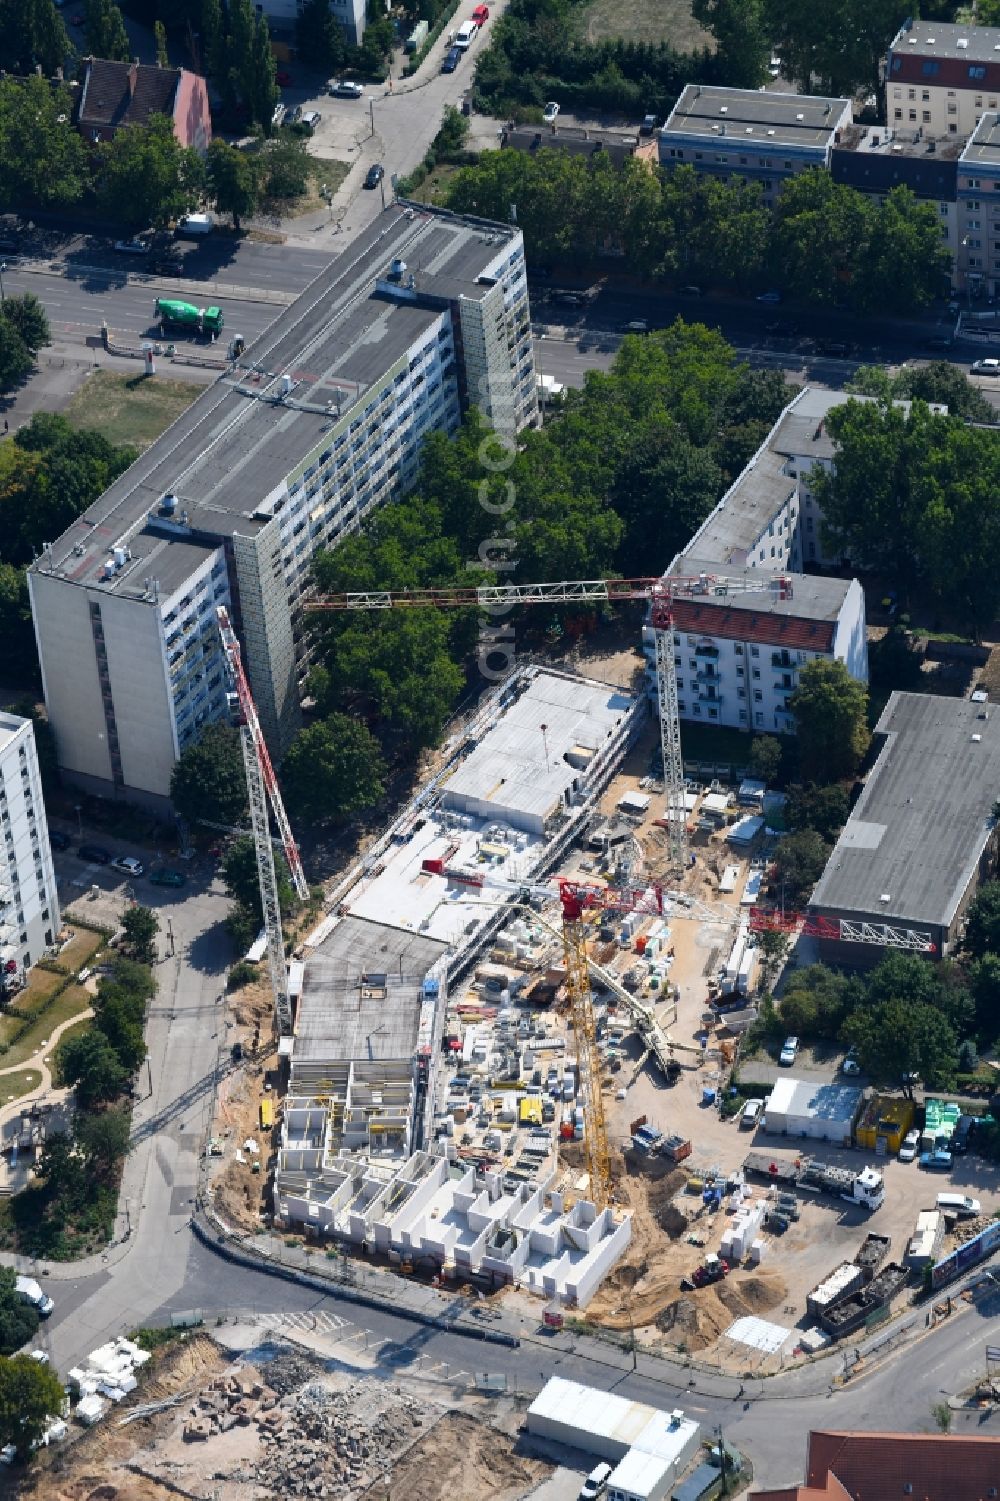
{"left": 217, "top": 607, "right": 309, "bottom": 1036}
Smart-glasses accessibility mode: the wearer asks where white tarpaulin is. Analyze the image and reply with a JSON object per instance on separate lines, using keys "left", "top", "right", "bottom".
{"left": 723, "top": 1315, "right": 791, "bottom": 1353}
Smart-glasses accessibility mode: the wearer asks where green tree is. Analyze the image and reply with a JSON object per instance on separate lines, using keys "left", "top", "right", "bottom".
{"left": 901, "top": 360, "right": 994, "bottom": 424}
{"left": 0, "top": 294, "right": 49, "bottom": 357}
{"left": 692, "top": 0, "right": 769, "bottom": 87}
{"left": 762, "top": 0, "right": 903, "bottom": 98}
{"left": 0, "top": 1279, "right": 38, "bottom": 1357}
{"left": 249, "top": 13, "right": 278, "bottom": 132}
{"left": 843, "top": 996, "right": 958, "bottom": 1089}
{"left": 0, "top": 567, "right": 40, "bottom": 685}
{"left": 771, "top": 827, "right": 828, "bottom": 903}
{"left": 867, "top": 624, "right": 923, "bottom": 699}
{"left": 75, "top": 1107, "right": 130, "bottom": 1180}
{"left": 85, "top": 0, "right": 130, "bottom": 60}
{"left": 435, "top": 104, "right": 470, "bottom": 157}
{"left": 222, "top": 834, "right": 296, "bottom": 921}
{"left": 320, "top": 610, "right": 466, "bottom": 751}
{"left": 295, "top": 0, "right": 346, "bottom": 73}
{"left": 964, "top": 882, "right": 1000, "bottom": 961}
{"left": 169, "top": 722, "right": 247, "bottom": 829}
{"left": 281, "top": 714, "right": 386, "bottom": 824}
{"left": 122, "top": 904, "right": 158, "bottom": 963}
{"left": 206, "top": 138, "right": 260, "bottom": 229}
{"left": 57, "top": 1030, "right": 127, "bottom": 1108}
{"left": 97, "top": 114, "right": 203, "bottom": 231}
{"left": 0, "top": 1355, "right": 66, "bottom": 1458}
{"left": 748, "top": 734, "right": 782, "bottom": 784}
{"left": 0, "top": 77, "right": 88, "bottom": 213}
{"left": 94, "top": 994, "right": 146, "bottom": 1072}
{"left": 779, "top": 963, "right": 855, "bottom": 1040}
{"left": 201, "top": 0, "right": 224, "bottom": 75}
{"left": 854, "top": 187, "right": 951, "bottom": 315}
{"left": 261, "top": 134, "right": 312, "bottom": 200}
{"left": 0, "top": 414, "right": 134, "bottom": 566}
{"left": 770, "top": 170, "right": 871, "bottom": 306}
{"left": 757, "top": 929, "right": 790, "bottom": 991}
{"left": 790, "top": 659, "right": 870, "bottom": 784}
{"left": 0, "top": 0, "right": 71, "bottom": 74}
{"left": 0, "top": 319, "right": 32, "bottom": 396}
{"left": 786, "top": 782, "right": 850, "bottom": 843}
{"left": 154, "top": 16, "right": 168, "bottom": 64}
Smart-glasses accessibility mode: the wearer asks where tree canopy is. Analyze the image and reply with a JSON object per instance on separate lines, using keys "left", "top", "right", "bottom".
{"left": 0, "top": 414, "right": 134, "bottom": 567}
{"left": 771, "top": 827, "right": 829, "bottom": 903}
{"left": 84, "top": 0, "right": 130, "bottom": 60}
{"left": 762, "top": 0, "right": 907, "bottom": 99}
{"left": 97, "top": 114, "right": 203, "bottom": 232}
{"left": 169, "top": 722, "right": 247, "bottom": 830}
{"left": 281, "top": 714, "right": 386, "bottom": 825}
{"left": 0, "top": 0, "right": 70, "bottom": 75}
{"left": 789, "top": 659, "right": 870, "bottom": 784}
{"left": 0, "top": 1355, "right": 65, "bottom": 1458}
{"left": 812, "top": 399, "right": 1000, "bottom": 633}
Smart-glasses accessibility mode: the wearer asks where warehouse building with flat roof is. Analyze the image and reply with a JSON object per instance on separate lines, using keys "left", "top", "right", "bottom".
{"left": 28, "top": 203, "right": 537, "bottom": 806}
{"left": 810, "top": 692, "right": 1000, "bottom": 959}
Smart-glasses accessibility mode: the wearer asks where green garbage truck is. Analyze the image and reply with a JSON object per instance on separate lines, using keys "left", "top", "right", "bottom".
{"left": 154, "top": 299, "right": 224, "bottom": 337}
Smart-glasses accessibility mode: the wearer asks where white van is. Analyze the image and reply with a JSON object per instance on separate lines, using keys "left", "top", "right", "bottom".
{"left": 454, "top": 19, "right": 477, "bottom": 48}
{"left": 175, "top": 213, "right": 214, "bottom": 237}
{"left": 936, "top": 1192, "right": 981, "bottom": 1219}
{"left": 579, "top": 1462, "right": 613, "bottom": 1500}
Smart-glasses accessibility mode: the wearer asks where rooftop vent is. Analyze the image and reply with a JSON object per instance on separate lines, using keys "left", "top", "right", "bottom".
{"left": 908, "top": 35, "right": 917, "bottom": 42}
{"left": 280, "top": 374, "right": 293, "bottom": 397}
{"left": 796, "top": 112, "right": 804, "bottom": 120}
{"left": 767, "top": 127, "right": 775, "bottom": 135}
{"left": 103, "top": 559, "right": 116, "bottom": 580}
{"left": 720, "top": 104, "right": 728, "bottom": 113}
{"left": 973, "top": 732, "right": 983, "bottom": 742}
{"left": 880, "top": 893, "right": 891, "bottom": 904}
{"left": 389, "top": 257, "right": 407, "bottom": 279}
{"left": 958, "top": 36, "right": 968, "bottom": 47}
{"left": 112, "top": 546, "right": 128, "bottom": 568}
{"left": 160, "top": 493, "right": 178, "bottom": 515}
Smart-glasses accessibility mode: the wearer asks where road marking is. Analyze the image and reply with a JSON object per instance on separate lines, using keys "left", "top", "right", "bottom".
{"left": 279, "top": 1310, "right": 350, "bottom": 1333}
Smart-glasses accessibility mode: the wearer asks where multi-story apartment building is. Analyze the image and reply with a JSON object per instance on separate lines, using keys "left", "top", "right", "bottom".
{"left": 28, "top": 205, "right": 537, "bottom": 808}
{"left": 659, "top": 85, "right": 852, "bottom": 206}
{"left": 259, "top": 0, "right": 366, "bottom": 49}
{"left": 957, "top": 112, "right": 1000, "bottom": 295}
{"left": 887, "top": 19, "right": 1000, "bottom": 142}
{"left": 0, "top": 713, "right": 60, "bottom": 984}
{"left": 643, "top": 387, "right": 869, "bottom": 735}
{"left": 832, "top": 125, "right": 960, "bottom": 287}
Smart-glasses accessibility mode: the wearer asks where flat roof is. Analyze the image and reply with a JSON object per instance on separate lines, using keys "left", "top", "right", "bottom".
{"left": 29, "top": 203, "right": 521, "bottom": 599}
{"left": 0, "top": 712, "right": 27, "bottom": 755}
{"left": 528, "top": 1377, "right": 659, "bottom": 1452}
{"left": 765, "top": 1077, "right": 863, "bottom": 1124}
{"left": 890, "top": 18, "right": 1000, "bottom": 61}
{"left": 671, "top": 561, "right": 851, "bottom": 649}
{"left": 961, "top": 111, "right": 1000, "bottom": 169}
{"left": 442, "top": 671, "right": 634, "bottom": 823}
{"left": 296, "top": 916, "right": 447, "bottom": 1064}
{"left": 662, "top": 84, "right": 850, "bottom": 151}
{"left": 811, "top": 692, "right": 1000, "bottom": 929}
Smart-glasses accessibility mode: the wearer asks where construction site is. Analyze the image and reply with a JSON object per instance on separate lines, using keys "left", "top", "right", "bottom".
{"left": 201, "top": 570, "right": 1000, "bottom": 1374}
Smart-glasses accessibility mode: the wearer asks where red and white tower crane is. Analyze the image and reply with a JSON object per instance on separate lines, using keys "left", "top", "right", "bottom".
{"left": 311, "top": 572, "right": 793, "bottom": 872}
{"left": 217, "top": 606, "right": 309, "bottom": 1035}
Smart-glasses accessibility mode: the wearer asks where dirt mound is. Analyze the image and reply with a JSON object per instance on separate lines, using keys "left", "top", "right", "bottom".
{"left": 362, "top": 1412, "right": 549, "bottom": 1501}
{"left": 652, "top": 1272, "right": 789, "bottom": 1353}
{"left": 719, "top": 1273, "right": 787, "bottom": 1317}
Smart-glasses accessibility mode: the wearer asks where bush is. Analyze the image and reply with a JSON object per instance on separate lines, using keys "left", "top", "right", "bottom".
{"left": 228, "top": 959, "right": 259, "bottom": 991}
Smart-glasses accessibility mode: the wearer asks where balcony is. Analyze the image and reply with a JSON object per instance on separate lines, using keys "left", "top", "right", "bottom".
{"left": 771, "top": 652, "right": 795, "bottom": 670}
{"left": 697, "top": 684, "right": 724, "bottom": 705}
{"left": 696, "top": 666, "right": 721, "bottom": 682}
{"left": 695, "top": 643, "right": 719, "bottom": 659}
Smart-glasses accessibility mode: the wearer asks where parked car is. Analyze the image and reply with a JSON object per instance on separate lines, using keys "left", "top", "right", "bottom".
{"left": 364, "top": 163, "right": 385, "bottom": 188}
{"left": 542, "top": 100, "right": 560, "bottom": 123}
{"left": 579, "top": 1462, "right": 613, "bottom": 1501}
{"left": 920, "top": 1148, "right": 954, "bottom": 1171}
{"left": 640, "top": 113, "right": 658, "bottom": 135}
{"left": 841, "top": 1048, "right": 861, "bottom": 1076}
{"left": 472, "top": 2, "right": 489, "bottom": 21}
{"left": 898, "top": 1128, "right": 920, "bottom": 1162}
{"left": 112, "top": 855, "right": 144, "bottom": 877}
{"left": 972, "top": 358, "right": 1000, "bottom": 374}
{"left": 298, "top": 110, "right": 322, "bottom": 132}
{"left": 149, "top": 868, "right": 186, "bottom": 888}
{"left": 622, "top": 319, "right": 649, "bottom": 332}
{"left": 779, "top": 1035, "right": 799, "bottom": 1066}
{"left": 48, "top": 830, "right": 70, "bottom": 851}
{"left": 740, "top": 1098, "right": 764, "bottom": 1130}
{"left": 442, "top": 46, "right": 461, "bottom": 71}
{"left": 330, "top": 80, "right": 365, "bottom": 98}
{"left": 952, "top": 1114, "right": 975, "bottom": 1154}
{"left": 78, "top": 843, "right": 112, "bottom": 865}
{"left": 937, "top": 1192, "right": 981, "bottom": 1219}
{"left": 678, "top": 284, "right": 703, "bottom": 297}
{"left": 175, "top": 213, "right": 214, "bottom": 237}
{"left": 114, "top": 237, "right": 150, "bottom": 255}
{"left": 757, "top": 289, "right": 782, "bottom": 303}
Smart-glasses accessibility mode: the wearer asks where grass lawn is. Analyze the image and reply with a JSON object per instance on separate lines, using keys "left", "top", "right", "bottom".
{"left": 406, "top": 162, "right": 465, "bottom": 206}
{"left": 0, "top": 1069, "right": 43, "bottom": 1106}
{"left": 680, "top": 722, "right": 757, "bottom": 769}
{"left": 580, "top": 0, "right": 712, "bottom": 50}
{"left": 65, "top": 371, "right": 205, "bottom": 451}
{"left": 56, "top": 927, "right": 104, "bottom": 976}
{"left": 258, "top": 151, "right": 350, "bottom": 220}
{"left": 0, "top": 985, "right": 92, "bottom": 1072}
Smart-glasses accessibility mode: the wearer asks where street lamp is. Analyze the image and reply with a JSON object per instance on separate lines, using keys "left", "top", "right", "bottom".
{"left": 0, "top": 262, "right": 5, "bottom": 304}
{"left": 74, "top": 804, "right": 83, "bottom": 837}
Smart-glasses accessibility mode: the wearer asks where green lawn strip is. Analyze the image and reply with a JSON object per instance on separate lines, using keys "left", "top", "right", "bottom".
{"left": 0, "top": 1069, "right": 43, "bottom": 1105}
{"left": 579, "top": 0, "right": 711, "bottom": 49}
{"left": 0, "top": 985, "right": 92, "bottom": 1071}
{"left": 64, "top": 371, "right": 205, "bottom": 451}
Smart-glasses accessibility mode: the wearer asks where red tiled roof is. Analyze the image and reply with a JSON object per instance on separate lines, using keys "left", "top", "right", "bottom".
{"left": 78, "top": 58, "right": 179, "bottom": 131}
{"left": 670, "top": 598, "right": 836, "bottom": 653}
{"left": 810, "top": 1430, "right": 1000, "bottom": 1500}
{"left": 753, "top": 1478, "right": 852, "bottom": 1501}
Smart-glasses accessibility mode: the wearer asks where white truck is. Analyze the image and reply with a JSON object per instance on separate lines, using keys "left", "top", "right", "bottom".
{"left": 16, "top": 1275, "right": 54, "bottom": 1317}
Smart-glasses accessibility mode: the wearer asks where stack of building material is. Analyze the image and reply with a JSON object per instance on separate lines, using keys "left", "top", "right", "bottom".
{"left": 69, "top": 1337, "right": 152, "bottom": 1411}
{"left": 720, "top": 1201, "right": 766, "bottom": 1263}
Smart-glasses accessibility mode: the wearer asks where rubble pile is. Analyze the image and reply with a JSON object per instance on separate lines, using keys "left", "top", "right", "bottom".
{"left": 179, "top": 1356, "right": 441, "bottom": 1499}
{"left": 255, "top": 1376, "right": 439, "bottom": 1499}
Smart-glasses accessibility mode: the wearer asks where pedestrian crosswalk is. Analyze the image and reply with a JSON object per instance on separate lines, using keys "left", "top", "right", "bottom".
{"left": 279, "top": 1309, "right": 351, "bottom": 1335}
